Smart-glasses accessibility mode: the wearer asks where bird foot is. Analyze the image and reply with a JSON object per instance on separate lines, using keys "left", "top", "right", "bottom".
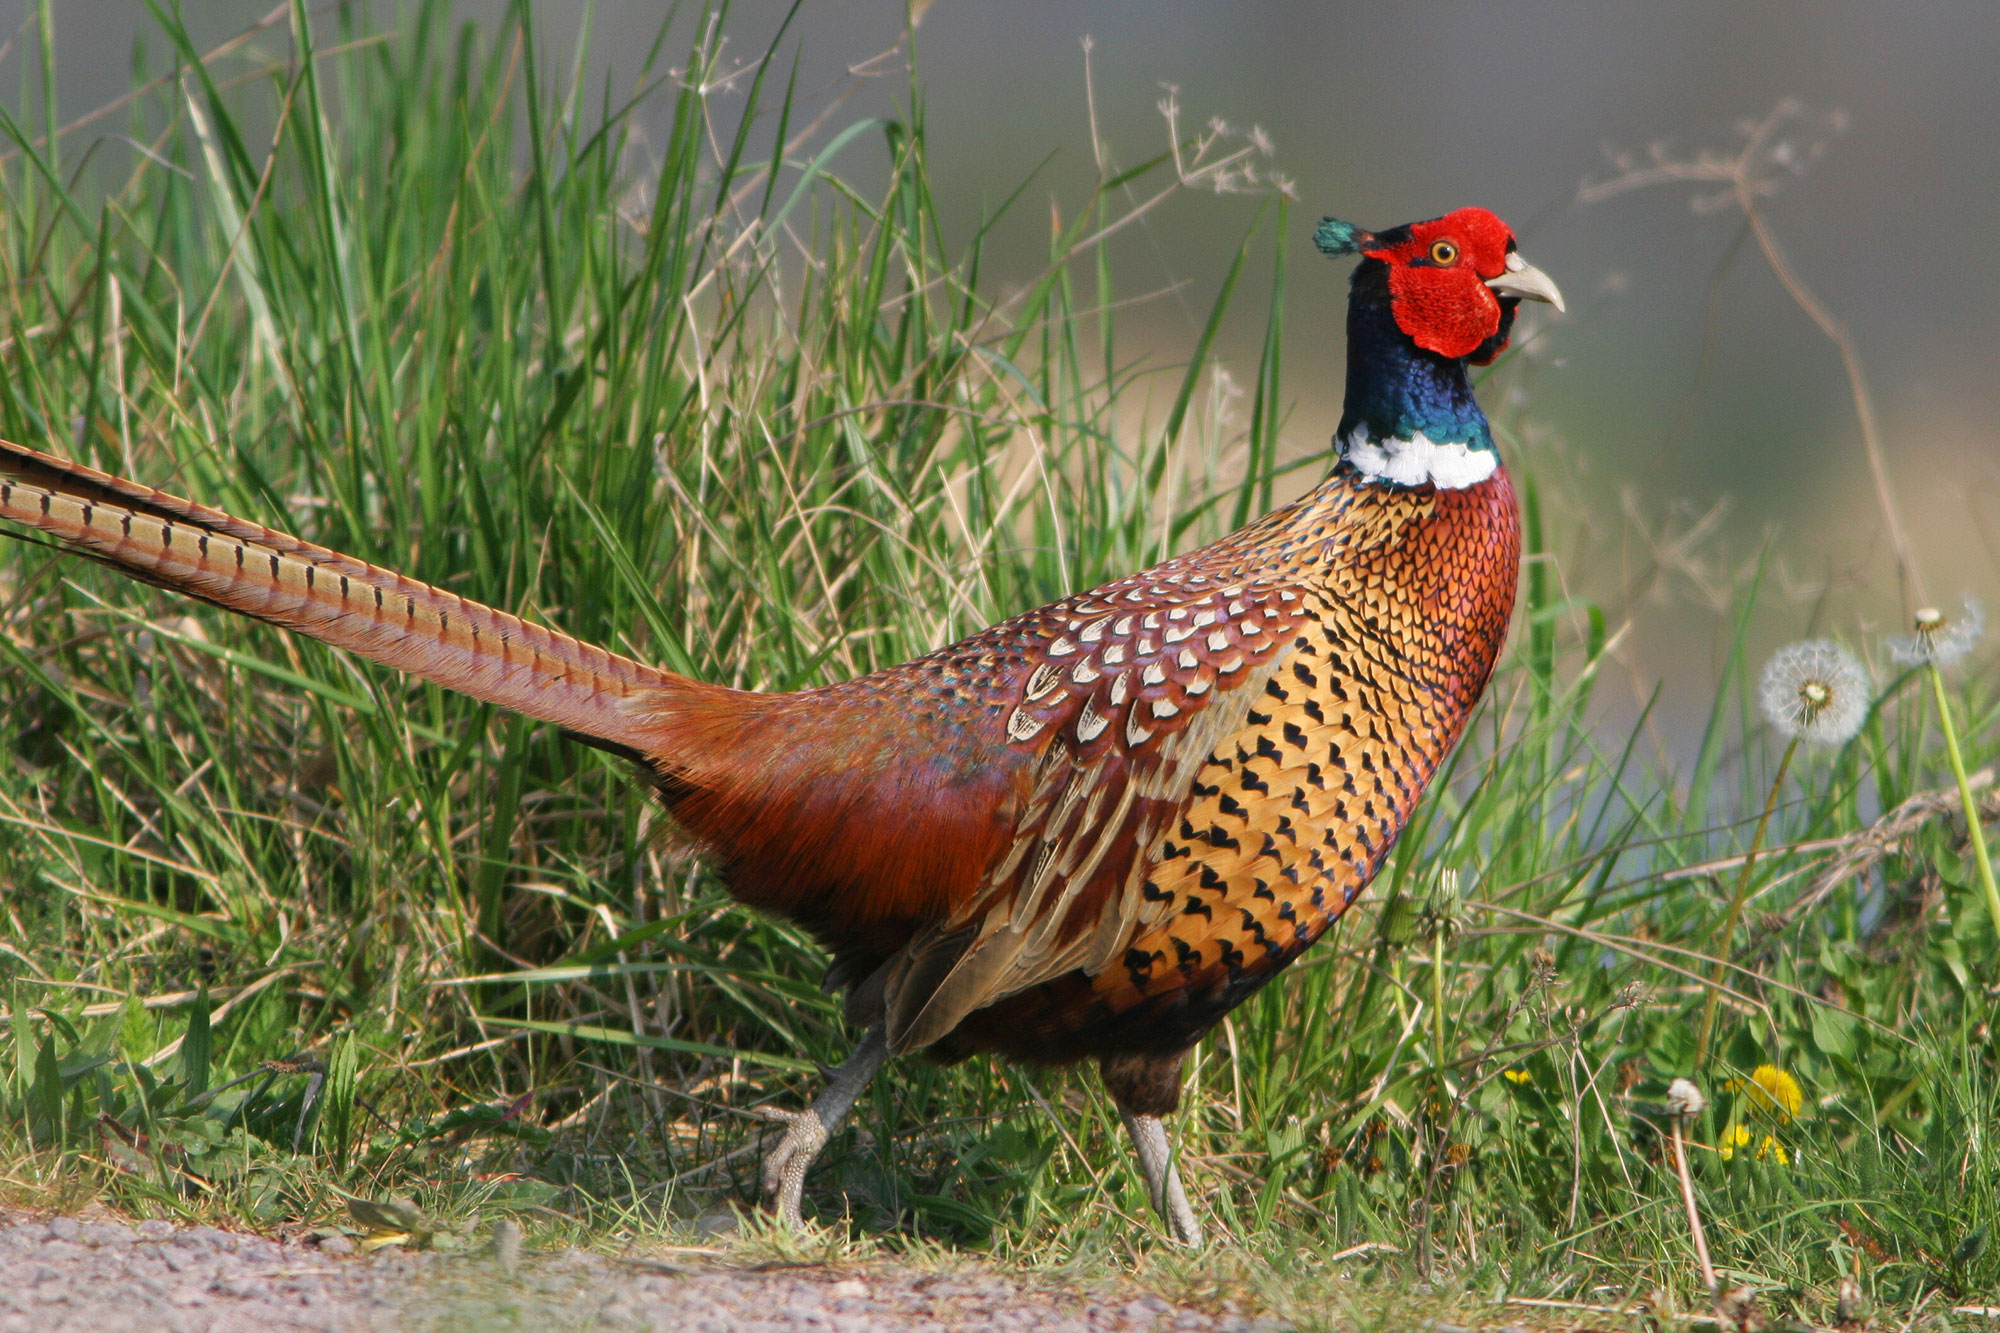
{"left": 751, "top": 1103, "right": 830, "bottom": 1230}
{"left": 1118, "top": 1108, "right": 1207, "bottom": 1248}
{"left": 1158, "top": 1174, "right": 1204, "bottom": 1248}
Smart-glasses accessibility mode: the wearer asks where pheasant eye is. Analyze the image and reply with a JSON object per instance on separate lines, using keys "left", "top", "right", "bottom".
{"left": 1428, "top": 239, "right": 1459, "bottom": 266}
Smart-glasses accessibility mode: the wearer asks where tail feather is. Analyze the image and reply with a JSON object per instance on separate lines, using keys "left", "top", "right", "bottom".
{"left": 0, "top": 438, "right": 683, "bottom": 754}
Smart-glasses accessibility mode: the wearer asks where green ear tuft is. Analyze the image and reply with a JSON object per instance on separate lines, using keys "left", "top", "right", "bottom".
{"left": 1313, "top": 217, "right": 1377, "bottom": 257}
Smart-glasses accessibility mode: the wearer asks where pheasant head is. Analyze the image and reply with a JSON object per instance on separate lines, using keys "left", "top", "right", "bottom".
{"left": 1315, "top": 207, "right": 1563, "bottom": 488}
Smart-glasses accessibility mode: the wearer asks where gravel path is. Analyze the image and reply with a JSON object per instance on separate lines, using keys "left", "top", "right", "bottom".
{"left": 0, "top": 1214, "right": 1291, "bottom": 1332}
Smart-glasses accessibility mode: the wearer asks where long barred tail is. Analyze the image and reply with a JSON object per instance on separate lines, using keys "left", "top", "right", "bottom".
{"left": 0, "top": 438, "right": 683, "bottom": 755}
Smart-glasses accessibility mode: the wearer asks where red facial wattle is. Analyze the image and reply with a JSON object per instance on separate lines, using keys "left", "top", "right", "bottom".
{"left": 1366, "top": 208, "right": 1517, "bottom": 361}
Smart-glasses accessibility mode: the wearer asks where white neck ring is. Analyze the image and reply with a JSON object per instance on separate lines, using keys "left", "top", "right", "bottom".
{"left": 1341, "top": 427, "right": 1498, "bottom": 490}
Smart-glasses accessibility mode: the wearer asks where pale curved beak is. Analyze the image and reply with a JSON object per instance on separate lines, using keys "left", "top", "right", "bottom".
{"left": 1486, "top": 251, "right": 1565, "bottom": 313}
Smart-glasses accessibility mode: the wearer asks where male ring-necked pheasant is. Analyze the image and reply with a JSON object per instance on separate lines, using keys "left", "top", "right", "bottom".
{"left": 0, "top": 207, "right": 1560, "bottom": 1244}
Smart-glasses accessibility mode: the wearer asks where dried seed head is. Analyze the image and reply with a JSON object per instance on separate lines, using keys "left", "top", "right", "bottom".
{"left": 1716, "top": 1284, "right": 1765, "bottom": 1332}
{"left": 1758, "top": 640, "right": 1869, "bottom": 746}
{"left": 1835, "top": 1276, "right": 1868, "bottom": 1326}
{"left": 1665, "top": 1077, "right": 1707, "bottom": 1118}
{"left": 1890, "top": 593, "right": 1984, "bottom": 668}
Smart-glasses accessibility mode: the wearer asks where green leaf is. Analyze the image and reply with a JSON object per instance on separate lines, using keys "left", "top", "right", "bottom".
{"left": 1810, "top": 1005, "right": 1858, "bottom": 1060}
{"left": 904, "top": 1192, "right": 994, "bottom": 1241}
{"left": 480, "top": 1178, "right": 560, "bottom": 1212}
{"left": 1938, "top": 937, "right": 1972, "bottom": 993}
{"left": 1651, "top": 1017, "right": 1696, "bottom": 1073}
{"left": 324, "top": 1032, "right": 360, "bottom": 1174}
{"left": 1726, "top": 1027, "right": 1765, "bottom": 1072}
{"left": 1955, "top": 1224, "right": 1990, "bottom": 1268}
{"left": 344, "top": 1194, "right": 428, "bottom": 1232}
{"left": 178, "top": 986, "right": 212, "bottom": 1107}
{"left": 404, "top": 1101, "right": 551, "bottom": 1150}
{"left": 30, "top": 1034, "right": 62, "bottom": 1142}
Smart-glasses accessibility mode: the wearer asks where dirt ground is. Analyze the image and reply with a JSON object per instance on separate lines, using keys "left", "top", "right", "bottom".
{"left": 0, "top": 1211, "right": 1296, "bottom": 1332}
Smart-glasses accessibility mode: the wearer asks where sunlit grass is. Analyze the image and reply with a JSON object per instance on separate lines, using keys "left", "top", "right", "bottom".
{"left": 0, "top": 5, "right": 1995, "bottom": 1326}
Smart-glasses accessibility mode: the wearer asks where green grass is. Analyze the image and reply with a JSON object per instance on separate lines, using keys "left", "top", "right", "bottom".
{"left": 1, "top": 4, "right": 1996, "bottom": 1327}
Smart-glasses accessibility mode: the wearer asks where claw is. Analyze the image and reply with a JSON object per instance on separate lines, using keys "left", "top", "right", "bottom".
{"left": 756, "top": 1105, "right": 831, "bottom": 1229}
{"left": 747, "top": 1026, "right": 890, "bottom": 1231}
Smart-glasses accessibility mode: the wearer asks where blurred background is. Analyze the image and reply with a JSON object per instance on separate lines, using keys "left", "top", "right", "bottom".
{"left": 5, "top": 1, "right": 1995, "bottom": 756}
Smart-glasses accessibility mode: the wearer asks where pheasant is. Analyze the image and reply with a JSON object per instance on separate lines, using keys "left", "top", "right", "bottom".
{"left": 0, "top": 206, "right": 1560, "bottom": 1245}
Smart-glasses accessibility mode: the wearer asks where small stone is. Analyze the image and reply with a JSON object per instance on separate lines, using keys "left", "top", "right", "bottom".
{"left": 44, "top": 1217, "right": 80, "bottom": 1241}
{"left": 135, "top": 1219, "right": 176, "bottom": 1241}
{"left": 828, "top": 1278, "right": 868, "bottom": 1299}
{"left": 318, "top": 1234, "right": 356, "bottom": 1256}
{"left": 490, "top": 1219, "right": 522, "bottom": 1276}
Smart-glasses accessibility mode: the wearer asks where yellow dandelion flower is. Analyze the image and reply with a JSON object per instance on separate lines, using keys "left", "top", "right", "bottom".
{"left": 1732, "top": 1064, "right": 1803, "bottom": 1120}
{"left": 1503, "top": 1068, "right": 1533, "bottom": 1086}
{"left": 1716, "top": 1122, "right": 1791, "bottom": 1165}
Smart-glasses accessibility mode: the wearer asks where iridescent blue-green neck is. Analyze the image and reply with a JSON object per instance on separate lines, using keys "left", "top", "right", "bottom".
{"left": 1335, "top": 265, "right": 1493, "bottom": 453}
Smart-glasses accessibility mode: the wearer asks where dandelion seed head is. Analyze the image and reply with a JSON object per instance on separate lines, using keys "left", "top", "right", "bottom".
{"left": 1664, "top": 1078, "right": 1706, "bottom": 1118}
{"left": 1889, "top": 594, "right": 1984, "bottom": 668}
{"left": 1758, "top": 640, "right": 1869, "bottom": 746}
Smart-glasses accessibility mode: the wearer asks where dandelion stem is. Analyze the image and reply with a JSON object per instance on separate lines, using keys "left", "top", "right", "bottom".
{"left": 1668, "top": 1109, "right": 1716, "bottom": 1295}
{"left": 1432, "top": 917, "right": 1447, "bottom": 1077}
{"left": 1926, "top": 663, "right": 2000, "bottom": 939}
{"left": 1695, "top": 736, "right": 1799, "bottom": 1067}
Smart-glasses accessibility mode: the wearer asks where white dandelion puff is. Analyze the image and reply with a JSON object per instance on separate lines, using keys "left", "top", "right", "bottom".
{"left": 1758, "top": 640, "right": 1869, "bottom": 746}
{"left": 1664, "top": 1078, "right": 1707, "bottom": 1118}
{"left": 1889, "top": 594, "right": 1984, "bottom": 668}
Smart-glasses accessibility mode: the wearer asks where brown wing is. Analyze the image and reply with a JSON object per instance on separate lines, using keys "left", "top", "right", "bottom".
{"left": 879, "top": 571, "right": 1313, "bottom": 1053}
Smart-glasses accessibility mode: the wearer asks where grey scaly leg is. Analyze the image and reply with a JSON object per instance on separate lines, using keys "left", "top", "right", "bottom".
{"left": 753, "top": 1024, "right": 889, "bottom": 1230}
{"left": 1119, "top": 1109, "right": 1204, "bottom": 1247}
